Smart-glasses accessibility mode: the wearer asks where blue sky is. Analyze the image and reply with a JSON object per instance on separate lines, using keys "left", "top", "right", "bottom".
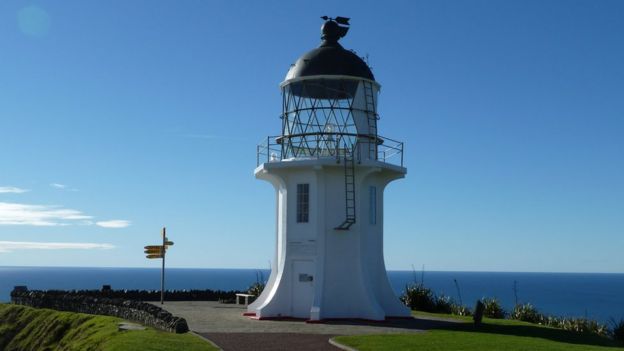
{"left": 1, "top": 0, "right": 622, "bottom": 272}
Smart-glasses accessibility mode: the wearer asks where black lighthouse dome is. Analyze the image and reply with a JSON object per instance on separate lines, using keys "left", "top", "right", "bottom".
{"left": 285, "top": 17, "right": 374, "bottom": 81}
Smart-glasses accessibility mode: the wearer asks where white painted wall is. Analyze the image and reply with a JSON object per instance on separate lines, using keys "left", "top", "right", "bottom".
{"left": 248, "top": 158, "right": 410, "bottom": 320}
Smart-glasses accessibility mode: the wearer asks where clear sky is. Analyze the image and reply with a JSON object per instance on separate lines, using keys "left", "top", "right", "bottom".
{"left": 1, "top": 0, "right": 622, "bottom": 272}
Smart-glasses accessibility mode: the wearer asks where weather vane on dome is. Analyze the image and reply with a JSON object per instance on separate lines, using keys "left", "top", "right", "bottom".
{"left": 320, "top": 16, "right": 350, "bottom": 40}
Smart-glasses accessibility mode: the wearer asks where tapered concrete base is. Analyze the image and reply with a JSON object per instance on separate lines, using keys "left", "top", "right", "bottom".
{"left": 248, "top": 158, "right": 410, "bottom": 320}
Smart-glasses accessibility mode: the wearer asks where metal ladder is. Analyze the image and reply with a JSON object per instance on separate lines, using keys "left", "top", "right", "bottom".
{"left": 363, "top": 81, "right": 378, "bottom": 160}
{"left": 335, "top": 144, "right": 356, "bottom": 230}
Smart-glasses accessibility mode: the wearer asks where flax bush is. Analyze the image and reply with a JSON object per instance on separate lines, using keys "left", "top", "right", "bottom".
{"left": 451, "top": 304, "right": 472, "bottom": 316}
{"left": 247, "top": 270, "right": 266, "bottom": 297}
{"left": 433, "top": 295, "right": 454, "bottom": 314}
{"left": 400, "top": 284, "right": 437, "bottom": 312}
{"left": 510, "top": 305, "right": 609, "bottom": 338}
{"left": 481, "top": 297, "right": 506, "bottom": 319}
{"left": 554, "top": 317, "right": 609, "bottom": 336}
{"left": 610, "top": 318, "right": 624, "bottom": 344}
{"left": 400, "top": 284, "right": 471, "bottom": 316}
{"left": 510, "top": 303, "right": 544, "bottom": 324}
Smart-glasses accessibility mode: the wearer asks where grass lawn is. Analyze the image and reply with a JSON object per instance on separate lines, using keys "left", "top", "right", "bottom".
{"left": 334, "top": 311, "right": 623, "bottom": 351}
{"left": 0, "top": 303, "right": 217, "bottom": 351}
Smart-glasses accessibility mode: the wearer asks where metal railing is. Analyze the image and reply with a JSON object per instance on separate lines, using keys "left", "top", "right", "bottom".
{"left": 375, "top": 136, "right": 404, "bottom": 166}
{"left": 256, "top": 136, "right": 283, "bottom": 166}
{"left": 257, "top": 134, "right": 404, "bottom": 167}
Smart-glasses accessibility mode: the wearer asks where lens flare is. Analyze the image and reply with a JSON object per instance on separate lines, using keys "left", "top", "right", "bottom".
{"left": 17, "top": 5, "right": 51, "bottom": 37}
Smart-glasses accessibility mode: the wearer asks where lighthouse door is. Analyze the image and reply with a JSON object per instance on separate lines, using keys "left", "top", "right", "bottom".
{"left": 291, "top": 260, "right": 314, "bottom": 318}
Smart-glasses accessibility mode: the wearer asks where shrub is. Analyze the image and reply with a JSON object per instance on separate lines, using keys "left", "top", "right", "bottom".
{"left": 610, "top": 318, "right": 624, "bottom": 344}
{"left": 247, "top": 282, "right": 264, "bottom": 297}
{"left": 586, "top": 319, "right": 609, "bottom": 336}
{"left": 561, "top": 318, "right": 609, "bottom": 336}
{"left": 540, "top": 316, "right": 608, "bottom": 337}
{"left": 434, "top": 294, "right": 454, "bottom": 314}
{"left": 481, "top": 297, "right": 506, "bottom": 319}
{"left": 247, "top": 270, "right": 266, "bottom": 297}
{"left": 510, "top": 303, "right": 544, "bottom": 324}
{"left": 400, "top": 284, "right": 436, "bottom": 312}
{"left": 401, "top": 284, "right": 471, "bottom": 316}
{"left": 451, "top": 304, "right": 472, "bottom": 316}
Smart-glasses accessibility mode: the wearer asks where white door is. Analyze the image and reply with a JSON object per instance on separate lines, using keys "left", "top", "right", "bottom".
{"left": 291, "top": 260, "right": 315, "bottom": 318}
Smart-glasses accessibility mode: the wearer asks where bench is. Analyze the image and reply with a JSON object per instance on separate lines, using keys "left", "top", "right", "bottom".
{"left": 235, "top": 293, "right": 255, "bottom": 306}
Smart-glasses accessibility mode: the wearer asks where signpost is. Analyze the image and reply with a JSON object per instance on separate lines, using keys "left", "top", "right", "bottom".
{"left": 144, "top": 227, "right": 174, "bottom": 304}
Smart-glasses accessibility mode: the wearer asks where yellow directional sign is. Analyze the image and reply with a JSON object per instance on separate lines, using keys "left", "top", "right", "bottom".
{"left": 145, "top": 227, "right": 172, "bottom": 305}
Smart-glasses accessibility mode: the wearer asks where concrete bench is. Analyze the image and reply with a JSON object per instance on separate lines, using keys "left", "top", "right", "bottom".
{"left": 235, "top": 293, "right": 255, "bottom": 306}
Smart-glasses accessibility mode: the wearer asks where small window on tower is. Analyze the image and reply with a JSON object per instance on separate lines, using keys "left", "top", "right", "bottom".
{"left": 369, "top": 186, "right": 377, "bottom": 225}
{"left": 297, "top": 183, "right": 309, "bottom": 223}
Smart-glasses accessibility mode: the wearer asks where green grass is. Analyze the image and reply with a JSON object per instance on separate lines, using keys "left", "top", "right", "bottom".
{"left": 334, "top": 311, "right": 623, "bottom": 351}
{"left": 411, "top": 310, "right": 473, "bottom": 322}
{"left": 0, "top": 304, "right": 216, "bottom": 351}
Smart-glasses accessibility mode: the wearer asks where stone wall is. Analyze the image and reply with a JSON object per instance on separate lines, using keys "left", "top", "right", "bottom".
{"left": 39, "top": 288, "right": 241, "bottom": 302}
{"left": 11, "top": 289, "right": 191, "bottom": 333}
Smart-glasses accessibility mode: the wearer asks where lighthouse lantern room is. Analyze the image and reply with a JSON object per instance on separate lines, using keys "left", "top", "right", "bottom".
{"left": 249, "top": 17, "right": 409, "bottom": 321}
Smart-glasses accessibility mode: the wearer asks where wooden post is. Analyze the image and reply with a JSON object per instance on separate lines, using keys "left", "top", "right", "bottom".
{"left": 161, "top": 226, "right": 166, "bottom": 305}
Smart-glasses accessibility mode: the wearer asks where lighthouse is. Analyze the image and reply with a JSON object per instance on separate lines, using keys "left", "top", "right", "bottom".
{"left": 248, "top": 17, "right": 410, "bottom": 321}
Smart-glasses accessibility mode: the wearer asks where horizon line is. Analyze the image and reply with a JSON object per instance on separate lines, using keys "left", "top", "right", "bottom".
{"left": 1, "top": 265, "right": 622, "bottom": 275}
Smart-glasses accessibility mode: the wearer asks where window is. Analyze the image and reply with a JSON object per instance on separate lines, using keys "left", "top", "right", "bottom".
{"left": 297, "top": 183, "right": 309, "bottom": 223}
{"left": 369, "top": 186, "right": 377, "bottom": 225}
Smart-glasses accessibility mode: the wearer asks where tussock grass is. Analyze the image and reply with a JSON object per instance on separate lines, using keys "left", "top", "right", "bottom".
{"left": 0, "top": 304, "right": 215, "bottom": 351}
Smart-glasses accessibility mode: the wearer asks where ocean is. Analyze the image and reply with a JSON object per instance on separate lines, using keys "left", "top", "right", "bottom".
{"left": 1, "top": 266, "right": 623, "bottom": 324}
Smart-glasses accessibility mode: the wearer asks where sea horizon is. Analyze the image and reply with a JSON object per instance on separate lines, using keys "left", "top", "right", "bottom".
{"left": 2, "top": 266, "right": 623, "bottom": 324}
{"left": 3, "top": 265, "right": 623, "bottom": 275}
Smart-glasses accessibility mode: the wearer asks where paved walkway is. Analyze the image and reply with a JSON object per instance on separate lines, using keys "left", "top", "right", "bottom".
{"left": 155, "top": 301, "right": 459, "bottom": 350}
{"left": 201, "top": 333, "right": 340, "bottom": 351}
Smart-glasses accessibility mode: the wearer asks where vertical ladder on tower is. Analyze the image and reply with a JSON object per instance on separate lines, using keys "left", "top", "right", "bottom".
{"left": 335, "top": 144, "right": 356, "bottom": 230}
{"left": 363, "top": 81, "right": 378, "bottom": 160}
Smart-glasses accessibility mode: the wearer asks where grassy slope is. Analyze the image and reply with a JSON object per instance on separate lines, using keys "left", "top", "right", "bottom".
{"left": 334, "top": 311, "right": 622, "bottom": 351}
{"left": 0, "top": 304, "right": 216, "bottom": 351}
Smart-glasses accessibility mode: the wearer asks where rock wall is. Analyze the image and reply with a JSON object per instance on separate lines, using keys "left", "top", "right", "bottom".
{"left": 11, "top": 289, "right": 191, "bottom": 333}
{"left": 24, "top": 288, "right": 241, "bottom": 302}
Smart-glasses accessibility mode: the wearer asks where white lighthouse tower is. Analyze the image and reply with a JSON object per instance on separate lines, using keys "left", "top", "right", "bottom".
{"left": 248, "top": 17, "right": 410, "bottom": 321}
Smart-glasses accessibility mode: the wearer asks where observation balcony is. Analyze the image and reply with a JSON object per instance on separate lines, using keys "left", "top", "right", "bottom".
{"left": 257, "top": 134, "right": 404, "bottom": 167}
